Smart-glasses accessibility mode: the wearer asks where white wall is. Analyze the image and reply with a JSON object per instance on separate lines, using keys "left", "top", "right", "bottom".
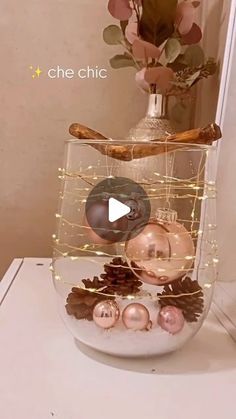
{"left": 0, "top": 0, "right": 233, "bottom": 279}
{"left": 195, "top": 0, "right": 232, "bottom": 126}
{"left": 217, "top": 20, "right": 236, "bottom": 282}
{"left": 0, "top": 0, "right": 146, "bottom": 277}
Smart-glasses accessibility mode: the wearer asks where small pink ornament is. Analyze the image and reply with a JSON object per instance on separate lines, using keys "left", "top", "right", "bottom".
{"left": 122, "top": 303, "right": 150, "bottom": 331}
{"left": 93, "top": 300, "right": 120, "bottom": 329}
{"left": 125, "top": 209, "right": 195, "bottom": 285}
{"left": 158, "top": 306, "right": 185, "bottom": 335}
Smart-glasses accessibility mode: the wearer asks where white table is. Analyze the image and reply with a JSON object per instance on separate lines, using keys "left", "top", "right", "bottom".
{"left": 1, "top": 258, "right": 236, "bottom": 419}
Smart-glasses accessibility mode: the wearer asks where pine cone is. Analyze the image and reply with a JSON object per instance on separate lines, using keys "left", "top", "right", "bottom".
{"left": 65, "top": 277, "right": 110, "bottom": 321}
{"left": 66, "top": 257, "right": 142, "bottom": 321}
{"left": 157, "top": 276, "right": 204, "bottom": 323}
{"left": 66, "top": 258, "right": 142, "bottom": 321}
{"left": 100, "top": 257, "right": 142, "bottom": 296}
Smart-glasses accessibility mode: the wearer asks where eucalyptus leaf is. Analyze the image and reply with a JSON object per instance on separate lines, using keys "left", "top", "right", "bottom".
{"left": 103, "top": 25, "right": 123, "bottom": 45}
{"left": 165, "top": 38, "right": 181, "bottom": 63}
{"left": 139, "top": 0, "right": 178, "bottom": 47}
{"left": 182, "top": 23, "right": 202, "bottom": 45}
{"left": 168, "top": 55, "right": 187, "bottom": 72}
{"left": 176, "top": 2, "right": 195, "bottom": 36}
{"left": 109, "top": 54, "right": 136, "bottom": 69}
{"left": 184, "top": 45, "right": 204, "bottom": 67}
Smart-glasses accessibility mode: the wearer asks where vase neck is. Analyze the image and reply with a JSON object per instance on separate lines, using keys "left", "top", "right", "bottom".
{"left": 146, "top": 94, "right": 167, "bottom": 118}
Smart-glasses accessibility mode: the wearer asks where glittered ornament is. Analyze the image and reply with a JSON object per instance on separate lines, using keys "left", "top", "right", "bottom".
{"left": 122, "top": 303, "right": 150, "bottom": 331}
{"left": 93, "top": 300, "right": 120, "bottom": 329}
{"left": 85, "top": 199, "right": 128, "bottom": 243}
{"left": 125, "top": 208, "right": 195, "bottom": 285}
{"left": 158, "top": 306, "right": 185, "bottom": 334}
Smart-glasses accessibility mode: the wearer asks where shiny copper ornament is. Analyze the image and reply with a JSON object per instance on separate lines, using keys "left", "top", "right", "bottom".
{"left": 125, "top": 209, "right": 195, "bottom": 285}
{"left": 93, "top": 300, "right": 120, "bottom": 329}
{"left": 122, "top": 303, "right": 150, "bottom": 331}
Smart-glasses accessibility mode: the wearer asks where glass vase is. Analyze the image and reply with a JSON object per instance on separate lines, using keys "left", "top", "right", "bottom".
{"left": 124, "top": 93, "right": 176, "bottom": 182}
{"left": 52, "top": 139, "right": 218, "bottom": 357}
{"left": 127, "top": 93, "right": 175, "bottom": 141}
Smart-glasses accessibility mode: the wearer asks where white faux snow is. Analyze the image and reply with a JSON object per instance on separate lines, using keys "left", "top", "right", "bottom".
{"left": 60, "top": 299, "right": 198, "bottom": 357}
{"left": 55, "top": 257, "right": 209, "bottom": 357}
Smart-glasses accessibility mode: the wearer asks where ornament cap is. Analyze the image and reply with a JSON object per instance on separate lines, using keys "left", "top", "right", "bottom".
{"left": 156, "top": 208, "right": 177, "bottom": 224}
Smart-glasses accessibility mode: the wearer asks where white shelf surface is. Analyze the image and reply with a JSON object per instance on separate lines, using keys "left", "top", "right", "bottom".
{"left": 1, "top": 258, "right": 236, "bottom": 419}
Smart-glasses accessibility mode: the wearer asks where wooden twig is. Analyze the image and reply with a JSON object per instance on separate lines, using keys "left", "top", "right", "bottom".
{"left": 69, "top": 123, "right": 222, "bottom": 162}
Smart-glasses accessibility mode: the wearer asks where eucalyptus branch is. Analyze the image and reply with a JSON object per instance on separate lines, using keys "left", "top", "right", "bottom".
{"left": 104, "top": 0, "right": 214, "bottom": 96}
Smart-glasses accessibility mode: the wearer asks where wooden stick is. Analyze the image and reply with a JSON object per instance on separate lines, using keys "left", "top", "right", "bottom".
{"left": 69, "top": 123, "right": 222, "bottom": 162}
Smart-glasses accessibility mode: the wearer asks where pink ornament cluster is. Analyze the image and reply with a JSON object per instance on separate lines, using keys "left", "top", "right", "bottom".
{"left": 93, "top": 300, "right": 185, "bottom": 335}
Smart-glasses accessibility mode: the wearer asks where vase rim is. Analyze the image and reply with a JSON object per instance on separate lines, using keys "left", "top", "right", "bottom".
{"left": 65, "top": 138, "right": 215, "bottom": 150}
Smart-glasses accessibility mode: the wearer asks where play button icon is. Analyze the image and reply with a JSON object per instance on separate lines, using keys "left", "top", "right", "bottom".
{"left": 85, "top": 176, "right": 150, "bottom": 243}
{"left": 108, "top": 198, "right": 131, "bottom": 222}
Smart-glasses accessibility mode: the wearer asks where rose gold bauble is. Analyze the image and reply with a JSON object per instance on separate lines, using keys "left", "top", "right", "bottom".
{"left": 84, "top": 199, "right": 128, "bottom": 244}
{"left": 122, "top": 303, "right": 150, "bottom": 331}
{"left": 84, "top": 220, "right": 111, "bottom": 245}
{"left": 125, "top": 209, "right": 195, "bottom": 285}
{"left": 93, "top": 300, "right": 120, "bottom": 329}
{"left": 158, "top": 306, "right": 185, "bottom": 334}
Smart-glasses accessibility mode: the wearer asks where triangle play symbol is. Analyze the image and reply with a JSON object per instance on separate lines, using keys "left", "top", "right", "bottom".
{"left": 108, "top": 197, "right": 131, "bottom": 223}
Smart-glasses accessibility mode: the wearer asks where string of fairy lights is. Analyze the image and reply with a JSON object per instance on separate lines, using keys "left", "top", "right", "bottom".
{"left": 52, "top": 144, "right": 218, "bottom": 301}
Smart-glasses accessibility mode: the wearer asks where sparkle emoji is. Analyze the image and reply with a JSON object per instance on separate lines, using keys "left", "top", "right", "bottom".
{"left": 29, "top": 65, "right": 43, "bottom": 79}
